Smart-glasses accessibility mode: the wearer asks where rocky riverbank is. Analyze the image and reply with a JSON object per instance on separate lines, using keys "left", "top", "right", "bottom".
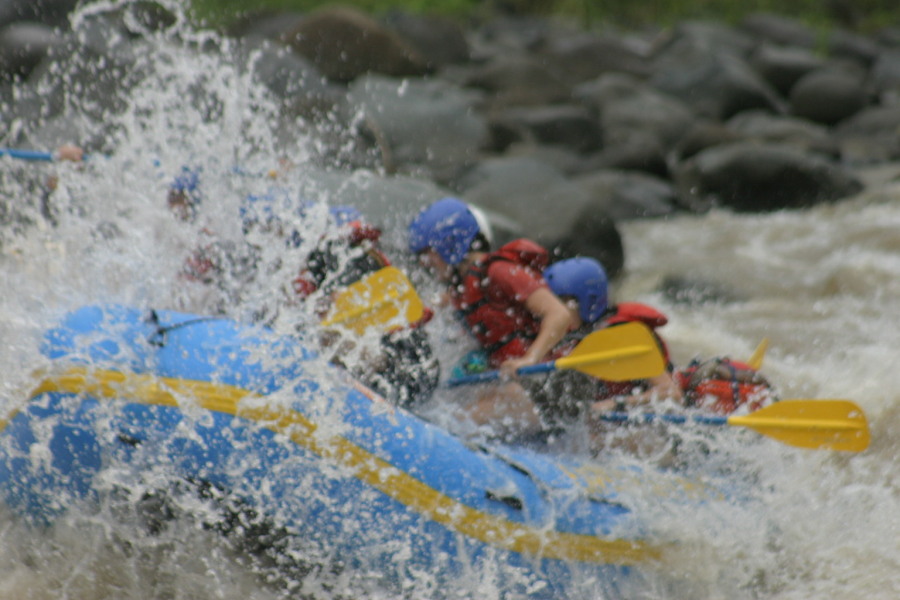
{"left": 3, "top": 1, "right": 900, "bottom": 278}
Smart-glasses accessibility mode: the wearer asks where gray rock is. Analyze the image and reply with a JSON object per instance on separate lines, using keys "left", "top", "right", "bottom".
{"left": 749, "top": 43, "right": 827, "bottom": 96}
{"left": 574, "top": 73, "right": 695, "bottom": 161}
{"left": 486, "top": 104, "right": 601, "bottom": 153}
{"left": 234, "top": 38, "right": 342, "bottom": 118}
{"left": 503, "top": 143, "right": 588, "bottom": 175}
{"left": 453, "top": 155, "right": 594, "bottom": 245}
{"left": 599, "top": 86, "right": 695, "bottom": 151}
{"left": 538, "top": 32, "right": 652, "bottom": 85}
{"left": 381, "top": 10, "right": 470, "bottom": 69}
{"left": 868, "top": 49, "right": 900, "bottom": 101}
{"left": 832, "top": 106, "right": 900, "bottom": 164}
{"left": 674, "top": 141, "right": 864, "bottom": 212}
{"left": 0, "top": 0, "right": 80, "bottom": 29}
{"left": 572, "top": 169, "right": 679, "bottom": 220}
{"left": 827, "top": 28, "right": 882, "bottom": 67}
{"left": 8, "top": 17, "right": 146, "bottom": 130}
{"left": 281, "top": 6, "right": 428, "bottom": 83}
{"left": 582, "top": 132, "right": 669, "bottom": 178}
{"left": 670, "top": 120, "right": 742, "bottom": 162}
{"left": 738, "top": 12, "right": 817, "bottom": 49}
{"left": 0, "top": 21, "right": 62, "bottom": 80}
{"left": 789, "top": 67, "right": 868, "bottom": 125}
{"left": 726, "top": 110, "right": 836, "bottom": 156}
{"left": 651, "top": 21, "right": 756, "bottom": 60}
{"left": 227, "top": 10, "right": 306, "bottom": 41}
{"left": 286, "top": 164, "right": 452, "bottom": 253}
{"left": 548, "top": 205, "right": 625, "bottom": 279}
{"left": 453, "top": 53, "right": 571, "bottom": 108}
{"left": 347, "top": 74, "right": 489, "bottom": 176}
{"left": 650, "top": 38, "right": 786, "bottom": 120}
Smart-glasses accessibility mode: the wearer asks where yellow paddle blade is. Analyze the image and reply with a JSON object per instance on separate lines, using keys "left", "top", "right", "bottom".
{"left": 554, "top": 322, "right": 667, "bottom": 382}
{"left": 320, "top": 267, "right": 424, "bottom": 335}
{"left": 747, "top": 337, "right": 769, "bottom": 370}
{"left": 728, "top": 399, "right": 870, "bottom": 452}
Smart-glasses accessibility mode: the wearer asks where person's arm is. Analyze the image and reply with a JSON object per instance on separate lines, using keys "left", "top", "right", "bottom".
{"left": 590, "top": 371, "right": 684, "bottom": 414}
{"left": 499, "top": 287, "right": 574, "bottom": 377}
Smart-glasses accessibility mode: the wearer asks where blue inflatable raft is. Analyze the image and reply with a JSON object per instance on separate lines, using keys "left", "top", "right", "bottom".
{"left": 0, "top": 304, "right": 715, "bottom": 597}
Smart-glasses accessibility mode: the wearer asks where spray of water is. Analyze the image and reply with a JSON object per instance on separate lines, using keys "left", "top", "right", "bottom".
{"left": 1, "top": 1, "right": 898, "bottom": 599}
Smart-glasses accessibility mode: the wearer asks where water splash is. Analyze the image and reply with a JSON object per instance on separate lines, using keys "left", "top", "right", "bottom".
{"left": 1, "top": 1, "right": 899, "bottom": 599}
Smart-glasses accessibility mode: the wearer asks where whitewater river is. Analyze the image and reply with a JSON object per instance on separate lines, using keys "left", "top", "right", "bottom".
{"left": 1, "top": 7, "right": 898, "bottom": 600}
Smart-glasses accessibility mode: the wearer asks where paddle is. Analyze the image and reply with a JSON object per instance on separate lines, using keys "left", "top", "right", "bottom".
{"left": 446, "top": 322, "right": 667, "bottom": 387}
{"left": 0, "top": 148, "right": 55, "bottom": 162}
{"left": 599, "top": 399, "right": 870, "bottom": 452}
{"left": 747, "top": 337, "right": 769, "bottom": 370}
{"left": 320, "top": 266, "right": 425, "bottom": 335}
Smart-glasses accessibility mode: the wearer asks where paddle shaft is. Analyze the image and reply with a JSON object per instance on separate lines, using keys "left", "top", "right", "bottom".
{"left": 446, "top": 362, "right": 556, "bottom": 387}
{"left": 0, "top": 148, "right": 54, "bottom": 162}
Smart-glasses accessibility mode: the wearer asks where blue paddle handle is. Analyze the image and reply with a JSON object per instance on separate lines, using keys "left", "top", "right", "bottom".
{"left": 445, "top": 371, "right": 501, "bottom": 387}
{"left": 515, "top": 362, "right": 556, "bottom": 376}
{"left": 600, "top": 412, "right": 729, "bottom": 426}
{"left": 445, "top": 361, "right": 556, "bottom": 387}
{"left": 0, "top": 148, "right": 55, "bottom": 162}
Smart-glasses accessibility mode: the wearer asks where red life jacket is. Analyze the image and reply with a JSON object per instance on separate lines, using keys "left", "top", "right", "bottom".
{"left": 675, "top": 357, "right": 775, "bottom": 414}
{"left": 453, "top": 239, "right": 550, "bottom": 366}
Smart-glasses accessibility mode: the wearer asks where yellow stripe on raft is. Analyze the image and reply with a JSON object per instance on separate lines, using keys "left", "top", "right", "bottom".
{"left": 21, "top": 366, "right": 661, "bottom": 566}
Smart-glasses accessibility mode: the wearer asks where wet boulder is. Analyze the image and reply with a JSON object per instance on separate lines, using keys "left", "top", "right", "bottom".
{"left": 575, "top": 73, "right": 696, "bottom": 152}
{"left": 0, "top": 21, "right": 61, "bottom": 80}
{"left": 486, "top": 104, "right": 602, "bottom": 153}
{"left": 670, "top": 119, "right": 742, "bottom": 163}
{"left": 649, "top": 35, "right": 786, "bottom": 120}
{"left": 7, "top": 15, "right": 146, "bottom": 130}
{"left": 381, "top": 10, "right": 470, "bottom": 69}
{"left": 674, "top": 141, "right": 864, "bottom": 212}
{"left": 537, "top": 31, "right": 652, "bottom": 86}
{"left": 347, "top": 74, "right": 489, "bottom": 178}
{"left": 450, "top": 53, "right": 571, "bottom": 108}
{"left": 868, "top": 48, "right": 900, "bottom": 102}
{"left": 452, "top": 155, "right": 593, "bottom": 244}
{"left": 281, "top": 6, "right": 428, "bottom": 83}
{"left": 789, "top": 66, "right": 869, "bottom": 125}
{"left": 452, "top": 153, "right": 626, "bottom": 277}
{"left": 749, "top": 44, "right": 827, "bottom": 96}
{"left": 832, "top": 106, "right": 900, "bottom": 164}
{"left": 548, "top": 205, "right": 625, "bottom": 279}
{"left": 0, "top": 0, "right": 80, "bottom": 29}
{"left": 227, "top": 10, "right": 306, "bottom": 41}
{"left": 826, "top": 29, "right": 882, "bottom": 67}
{"left": 571, "top": 169, "right": 680, "bottom": 221}
{"left": 738, "top": 12, "right": 818, "bottom": 49}
{"left": 726, "top": 111, "right": 836, "bottom": 157}
{"left": 233, "top": 38, "right": 343, "bottom": 119}
{"left": 286, "top": 165, "right": 452, "bottom": 251}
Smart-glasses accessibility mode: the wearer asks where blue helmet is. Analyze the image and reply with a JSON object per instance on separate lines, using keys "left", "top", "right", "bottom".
{"left": 408, "top": 197, "right": 480, "bottom": 266}
{"left": 240, "top": 189, "right": 292, "bottom": 234}
{"left": 544, "top": 257, "right": 609, "bottom": 324}
{"left": 329, "top": 205, "right": 362, "bottom": 227}
{"left": 170, "top": 166, "right": 201, "bottom": 201}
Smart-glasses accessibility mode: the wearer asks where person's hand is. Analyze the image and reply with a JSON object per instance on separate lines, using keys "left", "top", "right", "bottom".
{"left": 56, "top": 144, "right": 84, "bottom": 162}
{"left": 591, "top": 398, "right": 620, "bottom": 415}
{"left": 498, "top": 355, "right": 537, "bottom": 379}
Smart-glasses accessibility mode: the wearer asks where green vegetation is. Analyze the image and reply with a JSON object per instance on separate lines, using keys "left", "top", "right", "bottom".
{"left": 188, "top": 0, "right": 900, "bottom": 32}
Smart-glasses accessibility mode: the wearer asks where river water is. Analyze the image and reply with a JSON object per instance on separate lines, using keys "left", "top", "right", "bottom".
{"left": 1, "top": 4, "right": 898, "bottom": 599}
